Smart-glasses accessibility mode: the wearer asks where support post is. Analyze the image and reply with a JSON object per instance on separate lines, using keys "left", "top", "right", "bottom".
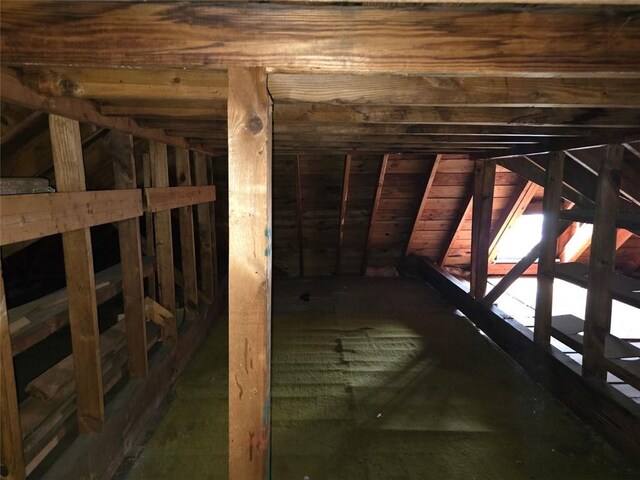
{"left": 583, "top": 145, "right": 624, "bottom": 379}
{"left": 534, "top": 151, "right": 565, "bottom": 345}
{"left": 194, "top": 153, "right": 216, "bottom": 304}
{"left": 228, "top": 67, "right": 272, "bottom": 480}
{"left": 470, "top": 159, "right": 496, "bottom": 299}
{"left": 112, "top": 132, "right": 148, "bottom": 378}
{"left": 49, "top": 114, "right": 104, "bottom": 433}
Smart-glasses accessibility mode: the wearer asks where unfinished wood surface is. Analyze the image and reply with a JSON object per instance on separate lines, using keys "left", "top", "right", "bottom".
{"left": 112, "top": 132, "right": 148, "bottom": 379}
{"left": 228, "top": 67, "right": 272, "bottom": 480}
{"left": 583, "top": 144, "right": 625, "bottom": 380}
{"left": 335, "top": 154, "right": 352, "bottom": 275}
{"left": 142, "top": 152, "right": 157, "bottom": 301}
{"left": 194, "top": 153, "right": 216, "bottom": 303}
{"left": 533, "top": 152, "right": 565, "bottom": 345}
{"left": 405, "top": 155, "right": 440, "bottom": 256}
{"left": 440, "top": 192, "right": 473, "bottom": 266}
{"left": 0, "top": 265, "right": 26, "bottom": 480}
{"left": 144, "top": 185, "right": 216, "bottom": 213}
{"left": 362, "top": 154, "right": 389, "bottom": 275}
{"left": 470, "top": 159, "right": 496, "bottom": 299}
{"left": 49, "top": 114, "right": 104, "bottom": 433}
{"left": 3, "top": 4, "right": 639, "bottom": 76}
{"left": 175, "top": 148, "right": 199, "bottom": 321}
{"left": 150, "top": 140, "right": 177, "bottom": 342}
{"left": 295, "top": 155, "right": 305, "bottom": 276}
{"left": 0, "top": 190, "right": 142, "bottom": 245}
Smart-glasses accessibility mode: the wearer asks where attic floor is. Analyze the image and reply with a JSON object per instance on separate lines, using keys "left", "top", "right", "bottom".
{"left": 120, "top": 277, "right": 639, "bottom": 479}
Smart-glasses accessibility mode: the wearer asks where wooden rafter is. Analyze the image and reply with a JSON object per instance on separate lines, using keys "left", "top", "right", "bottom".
{"left": 361, "top": 154, "right": 389, "bottom": 275}
{"left": 439, "top": 191, "right": 473, "bottom": 266}
{"left": 405, "top": 154, "right": 441, "bottom": 256}
{"left": 335, "top": 154, "right": 352, "bottom": 275}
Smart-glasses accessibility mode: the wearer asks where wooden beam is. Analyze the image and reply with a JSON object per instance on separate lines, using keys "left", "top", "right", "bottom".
{"left": 583, "top": 144, "right": 625, "bottom": 380}
{"left": 49, "top": 114, "right": 104, "bottom": 433}
{"left": 534, "top": 151, "right": 565, "bottom": 345}
{"left": 559, "top": 223, "right": 593, "bottom": 263}
{"left": 440, "top": 190, "right": 473, "bottom": 266}
{"left": 144, "top": 186, "right": 216, "bottom": 213}
{"left": 470, "top": 159, "right": 496, "bottom": 299}
{"left": 3, "top": 3, "right": 639, "bottom": 76}
{"left": 194, "top": 153, "right": 216, "bottom": 304}
{"left": 142, "top": 152, "right": 157, "bottom": 301}
{"left": 175, "top": 148, "right": 199, "bottom": 321}
{"left": 150, "top": 141, "right": 177, "bottom": 342}
{"left": 111, "top": 132, "right": 148, "bottom": 379}
{"left": 228, "top": 67, "right": 272, "bottom": 480}
{"left": 0, "top": 264, "right": 26, "bottom": 480}
{"left": 295, "top": 155, "right": 305, "bottom": 276}
{"left": 335, "top": 154, "right": 352, "bottom": 275}
{"left": 488, "top": 180, "right": 538, "bottom": 263}
{"left": 616, "top": 229, "right": 634, "bottom": 251}
{"left": 361, "top": 154, "right": 389, "bottom": 275}
{"left": 405, "top": 154, "right": 441, "bottom": 256}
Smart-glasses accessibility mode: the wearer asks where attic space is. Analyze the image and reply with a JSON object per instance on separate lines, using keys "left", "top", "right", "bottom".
{"left": 1, "top": 1, "right": 640, "bottom": 479}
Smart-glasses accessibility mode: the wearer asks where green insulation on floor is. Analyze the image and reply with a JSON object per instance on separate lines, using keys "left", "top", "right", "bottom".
{"left": 123, "top": 277, "right": 639, "bottom": 479}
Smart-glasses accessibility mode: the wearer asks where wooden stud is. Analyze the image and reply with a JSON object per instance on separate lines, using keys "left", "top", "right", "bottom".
{"left": 228, "top": 67, "right": 272, "bottom": 480}
{"left": 194, "top": 153, "right": 216, "bottom": 304}
{"left": 335, "top": 154, "right": 352, "bottom": 275}
{"left": 534, "top": 151, "right": 565, "bottom": 345}
{"left": 295, "top": 155, "right": 305, "bottom": 277}
{"left": 470, "top": 159, "right": 496, "bottom": 299}
{"left": 142, "top": 152, "right": 157, "bottom": 301}
{"left": 175, "top": 148, "right": 199, "bottom": 321}
{"left": 583, "top": 145, "right": 625, "bottom": 380}
{"left": 149, "top": 140, "right": 177, "bottom": 342}
{"left": 49, "top": 114, "right": 104, "bottom": 433}
{"left": 405, "top": 154, "right": 441, "bottom": 256}
{"left": 361, "top": 154, "right": 389, "bottom": 275}
{"left": 111, "top": 132, "right": 148, "bottom": 378}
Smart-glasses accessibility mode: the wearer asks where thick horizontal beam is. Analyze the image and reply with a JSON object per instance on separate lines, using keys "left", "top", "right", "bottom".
{"left": 0, "top": 190, "right": 142, "bottom": 245}
{"left": 2, "top": 3, "right": 639, "bottom": 76}
{"left": 144, "top": 186, "right": 216, "bottom": 213}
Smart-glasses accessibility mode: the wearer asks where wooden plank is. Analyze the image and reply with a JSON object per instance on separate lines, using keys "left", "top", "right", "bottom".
{"left": 0, "top": 190, "right": 143, "bottom": 245}
{"left": 142, "top": 152, "right": 157, "bottom": 301}
{"left": 534, "top": 151, "right": 565, "bottom": 345}
{"left": 583, "top": 144, "right": 625, "bottom": 380}
{"left": 295, "top": 155, "right": 305, "bottom": 276}
{"left": 361, "top": 154, "right": 389, "bottom": 275}
{"left": 175, "top": 148, "right": 198, "bottom": 321}
{"left": 488, "top": 181, "right": 538, "bottom": 263}
{"left": 150, "top": 140, "right": 177, "bottom": 342}
{"left": 559, "top": 223, "right": 593, "bottom": 263}
{"left": 49, "top": 114, "right": 103, "bottom": 433}
{"left": 228, "top": 67, "right": 272, "bottom": 480}
{"left": 405, "top": 155, "right": 441, "bottom": 256}
{"left": 144, "top": 185, "right": 216, "bottom": 213}
{"left": 0, "top": 264, "right": 26, "bottom": 480}
{"left": 3, "top": 3, "right": 639, "bottom": 76}
{"left": 439, "top": 190, "right": 473, "bottom": 266}
{"left": 194, "top": 153, "right": 216, "bottom": 303}
{"left": 335, "top": 154, "right": 351, "bottom": 275}
{"left": 0, "top": 177, "right": 50, "bottom": 195}
{"left": 112, "top": 132, "right": 148, "bottom": 379}
{"left": 470, "top": 159, "right": 496, "bottom": 299}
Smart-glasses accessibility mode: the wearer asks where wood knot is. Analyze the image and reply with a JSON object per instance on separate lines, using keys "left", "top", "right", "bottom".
{"left": 248, "top": 115, "right": 263, "bottom": 134}
{"left": 59, "top": 78, "right": 77, "bottom": 96}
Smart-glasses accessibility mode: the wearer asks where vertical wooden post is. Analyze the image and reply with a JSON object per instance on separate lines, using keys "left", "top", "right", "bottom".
{"left": 49, "top": 114, "right": 104, "bottom": 433}
{"left": 295, "top": 155, "right": 305, "bottom": 277}
{"left": 142, "top": 152, "right": 157, "bottom": 301}
{"left": 228, "top": 67, "right": 272, "bottom": 480}
{"left": 534, "top": 151, "right": 565, "bottom": 345}
{"left": 582, "top": 144, "right": 624, "bottom": 379}
{"left": 0, "top": 265, "right": 26, "bottom": 480}
{"left": 470, "top": 159, "right": 496, "bottom": 299}
{"left": 112, "top": 132, "right": 148, "bottom": 378}
{"left": 335, "top": 154, "right": 352, "bottom": 275}
{"left": 194, "top": 152, "right": 216, "bottom": 304}
{"left": 175, "top": 148, "right": 199, "bottom": 321}
{"left": 150, "top": 141, "right": 177, "bottom": 342}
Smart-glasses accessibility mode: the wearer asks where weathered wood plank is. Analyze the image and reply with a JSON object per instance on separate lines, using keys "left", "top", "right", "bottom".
{"left": 112, "top": 132, "right": 148, "bottom": 379}
{"left": 194, "top": 153, "right": 216, "bottom": 303}
{"left": 470, "top": 159, "right": 496, "bottom": 299}
{"left": 362, "top": 154, "right": 389, "bottom": 275}
{"left": 49, "top": 114, "right": 104, "bottom": 433}
{"left": 144, "top": 186, "right": 216, "bottom": 213}
{"left": 335, "top": 154, "right": 351, "bottom": 275}
{"left": 583, "top": 144, "right": 625, "bottom": 380}
{"left": 228, "top": 67, "right": 272, "bottom": 480}
{"left": 405, "top": 155, "right": 441, "bottom": 256}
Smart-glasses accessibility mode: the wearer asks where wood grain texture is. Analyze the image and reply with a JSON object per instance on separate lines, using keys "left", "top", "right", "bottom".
{"left": 583, "top": 144, "right": 624, "bottom": 380}
{"left": 112, "top": 132, "right": 148, "bottom": 378}
{"left": 150, "top": 140, "right": 177, "bottom": 342}
{"left": 228, "top": 67, "right": 272, "bottom": 480}
{"left": 2, "top": 3, "right": 639, "bottom": 76}
{"left": 194, "top": 153, "right": 217, "bottom": 304}
{"left": 405, "top": 155, "right": 441, "bottom": 256}
{"left": 470, "top": 159, "right": 496, "bottom": 299}
{"left": 49, "top": 114, "right": 104, "bottom": 433}
{"left": 144, "top": 186, "right": 216, "bottom": 213}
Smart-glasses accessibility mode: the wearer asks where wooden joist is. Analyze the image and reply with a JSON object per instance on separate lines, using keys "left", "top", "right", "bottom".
{"left": 362, "top": 154, "right": 389, "bottom": 275}
{"left": 470, "top": 159, "right": 496, "bottom": 299}
{"left": 335, "top": 154, "right": 351, "bottom": 275}
{"left": 559, "top": 208, "right": 640, "bottom": 234}
{"left": 405, "top": 155, "right": 441, "bottom": 256}
{"left": 144, "top": 185, "right": 216, "bottom": 213}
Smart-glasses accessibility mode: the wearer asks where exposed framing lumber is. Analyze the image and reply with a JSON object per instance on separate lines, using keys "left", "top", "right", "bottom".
{"left": 361, "top": 154, "right": 389, "bottom": 275}
{"left": 142, "top": 152, "right": 157, "bottom": 301}
{"left": 149, "top": 141, "right": 177, "bottom": 342}
{"left": 488, "top": 180, "right": 537, "bottom": 264}
{"left": 583, "top": 145, "right": 625, "bottom": 380}
{"left": 144, "top": 186, "right": 216, "bottom": 213}
{"left": 207, "top": 161, "right": 220, "bottom": 298}
{"left": 49, "top": 114, "right": 104, "bottom": 433}
{"left": 295, "top": 155, "right": 305, "bottom": 276}
{"left": 616, "top": 229, "right": 634, "bottom": 251}
{"left": 440, "top": 190, "right": 473, "bottom": 266}
{"left": 559, "top": 223, "right": 593, "bottom": 263}
{"left": 470, "top": 159, "right": 496, "bottom": 299}
{"left": 112, "top": 132, "right": 148, "bottom": 379}
{"left": 405, "top": 154, "right": 441, "bottom": 257}
{"left": 3, "top": 3, "right": 639, "bottom": 76}
{"left": 194, "top": 153, "right": 217, "bottom": 304}
{"left": 335, "top": 154, "right": 352, "bottom": 275}
{"left": 534, "top": 151, "right": 565, "bottom": 345}
{"left": 228, "top": 67, "right": 272, "bottom": 480}
{"left": 0, "top": 264, "right": 26, "bottom": 480}
{"left": 175, "top": 148, "right": 199, "bottom": 321}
